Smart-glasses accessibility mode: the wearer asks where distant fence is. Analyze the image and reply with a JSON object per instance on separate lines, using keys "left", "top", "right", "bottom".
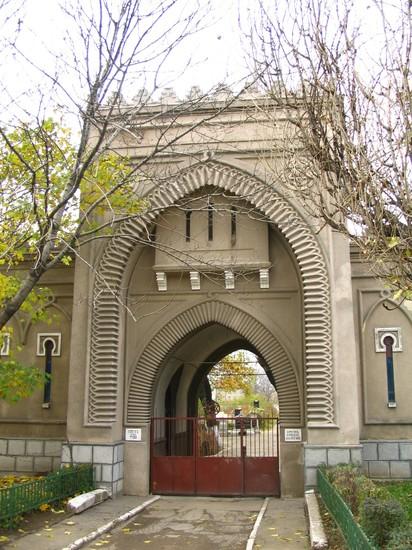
{"left": 317, "top": 468, "right": 376, "bottom": 550}
{"left": 0, "top": 465, "right": 94, "bottom": 527}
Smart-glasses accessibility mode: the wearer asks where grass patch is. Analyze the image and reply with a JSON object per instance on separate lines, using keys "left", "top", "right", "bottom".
{"left": 382, "top": 481, "right": 412, "bottom": 522}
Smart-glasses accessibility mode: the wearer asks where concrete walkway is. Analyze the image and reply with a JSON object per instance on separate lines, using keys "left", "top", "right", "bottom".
{"left": 3, "top": 496, "right": 148, "bottom": 550}
{"left": 254, "top": 498, "right": 309, "bottom": 549}
{"left": 4, "top": 495, "right": 309, "bottom": 550}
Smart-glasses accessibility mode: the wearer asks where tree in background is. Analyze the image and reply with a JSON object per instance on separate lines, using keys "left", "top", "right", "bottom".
{"left": 0, "top": 0, "right": 248, "bottom": 400}
{"left": 208, "top": 351, "right": 256, "bottom": 396}
{"left": 251, "top": 0, "right": 411, "bottom": 300}
{"left": 0, "top": 0, "right": 245, "bottom": 332}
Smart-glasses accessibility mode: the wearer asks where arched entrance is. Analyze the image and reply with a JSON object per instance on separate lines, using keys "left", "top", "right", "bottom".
{"left": 127, "top": 303, "right": 301, "bottom": 496}
{"left": 151, "top": 344, "right": 281, "bottom": 496}
{"left": 127, "top": 301, "right": 302, "bottom": 425}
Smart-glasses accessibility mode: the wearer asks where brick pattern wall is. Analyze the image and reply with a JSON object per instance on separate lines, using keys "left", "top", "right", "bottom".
{"left": 0, "top": 438, "right": 62, "bottom": 473}
{"left": 362, "top": 440, "right": 412, "bottom": 479}
{"left": 304, "top": 444, "right": 363, "bottom": 487}
{"left": 61, "top": 442, "right": 124, "bottom": 496}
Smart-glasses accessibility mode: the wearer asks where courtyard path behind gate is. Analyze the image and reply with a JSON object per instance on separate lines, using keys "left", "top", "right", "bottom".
{"left": 3, "top": 495, "right": 309, "bottom": 550}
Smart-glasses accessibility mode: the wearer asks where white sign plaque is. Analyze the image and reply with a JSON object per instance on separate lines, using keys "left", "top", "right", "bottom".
{"left": 125, "top": 428, "right": 142, "bottom": 441}
{"left": 284, "top": 428, "right": 302, "bottom": 442}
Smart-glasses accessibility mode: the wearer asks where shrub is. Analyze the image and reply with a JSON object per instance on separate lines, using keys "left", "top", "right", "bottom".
{"left": 326, "top": 464, "right": 360, "bottom": 514}
{"left": 325, "top": 464, "right": 390, "bottom": 517}
{"left": 360, "top": 497, "right": 407, "bottom": 547}
{"left": 386, "top": 525, "right": 412, "bottom": 550}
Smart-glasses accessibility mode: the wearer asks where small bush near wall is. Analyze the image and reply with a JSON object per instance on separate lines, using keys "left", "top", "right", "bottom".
{"left": 320, "top": 465, "right": 412, "bottom": 549}
{"left": 386, "top": 526, "right": 412, "bottom": 550}
{"left": 361, "top": 498, "right": 406, "bottom": 548}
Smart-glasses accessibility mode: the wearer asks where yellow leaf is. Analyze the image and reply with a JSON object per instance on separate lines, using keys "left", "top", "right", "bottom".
{"left": 39, "top": 503, "right": 51, "bottom": 512}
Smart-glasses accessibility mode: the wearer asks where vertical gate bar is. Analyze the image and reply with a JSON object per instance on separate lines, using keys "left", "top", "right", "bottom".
{"left": 194, "top": 418, "right": 197, "bottom": 495}
{"left": 241, "top": 417, "right": 245, "bottom": 495}
{"left": 150, "top": 419, "right": 154, "bottom": 492}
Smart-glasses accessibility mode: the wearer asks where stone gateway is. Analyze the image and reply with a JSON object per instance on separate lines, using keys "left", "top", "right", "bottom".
{"left": 1, "top": 95, "right": 412, "bottom": 496}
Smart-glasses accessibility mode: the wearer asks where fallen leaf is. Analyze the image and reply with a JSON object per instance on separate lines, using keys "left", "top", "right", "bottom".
{"left": 66, "top": 521, "right": 76, "bottom": 525}
{"left": 44, "top": 528, "right": 53, "bottom": 532}
{"left": 0, "top": 536, "right": 9, "bottom": 543}
{"left": 64, "top": 531, "right": 72, "bottom": 535}
{"left": 122, "top": 527, "right": 131, "bottom": 533}
{"left": 144, "top": 541, "right": 152, "bottom": 544}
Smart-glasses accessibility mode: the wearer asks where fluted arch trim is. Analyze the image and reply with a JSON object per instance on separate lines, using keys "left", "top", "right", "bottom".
{"left": 127, "top": 301, "right": 301, "bottom": 424}
{"left": 87, "top": 161, "right": 334, "bottom": 425}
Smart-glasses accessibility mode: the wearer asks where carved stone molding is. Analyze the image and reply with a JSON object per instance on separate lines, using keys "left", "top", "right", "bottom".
{"left": 127, "top": 300, "right": 302, "bottom": 425}
{"left": 87, "top": 161, "right": 334, "bottom": 425}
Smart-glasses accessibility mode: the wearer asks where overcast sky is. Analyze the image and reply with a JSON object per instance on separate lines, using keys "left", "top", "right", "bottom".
{"left": 0, "top": 0, "right": 400, "bottom": 125}
{"left": 0, "top": 0, "right": 249, "bottom": 116}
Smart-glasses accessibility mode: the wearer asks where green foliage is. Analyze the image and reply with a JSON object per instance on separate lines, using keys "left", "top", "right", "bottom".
{"left": 0, "top": 119, "right": 143, "bottom": 332}
{"left": 0, "top": 118, "right": 141, "bottom": 266}
{"left": 386, "top": 525, "right": 412, "bottom": 550}
{"left": 218, "top": 391, "right": 278, "bottom": 418}
{"left": 384, "top": 481, "right": 412, "bottom": 521}
{"left": 360, "top": 497, "right": 407, "bottom": 548}
{"left": 0, "top": 361, "right": 45, "bottom": 402}
{"left": 326, "top": 464, "right": 390, "bottom": 518}
{"left": 0, "top": 275, "right": 52, "bottom": 322}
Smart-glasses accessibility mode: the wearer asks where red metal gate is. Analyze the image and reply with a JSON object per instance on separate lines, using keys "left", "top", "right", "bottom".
{"left": 150, "top": 417, "right": 280, "bottom": 496}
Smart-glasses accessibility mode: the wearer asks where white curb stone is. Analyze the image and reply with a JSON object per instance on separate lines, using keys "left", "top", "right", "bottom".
{"left": 305, "top": 489, "right": 328, "bottom": 549}
{"left": 62, "top": 495, "right": 160, "bottom": 550}
{"left": 67, "top": 488, "right": 109, "bottom": 514}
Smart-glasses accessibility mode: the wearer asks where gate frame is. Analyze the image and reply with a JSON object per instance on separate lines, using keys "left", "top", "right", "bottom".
{"left": 150, "top": 416, "right": 280, "bottom": 497}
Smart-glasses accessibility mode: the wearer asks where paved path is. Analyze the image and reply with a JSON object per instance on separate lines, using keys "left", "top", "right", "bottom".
{"left": 3, "top": 496, "right": 148, "bottom": 550}
{"left": 84, "top": 496, "right": 262, "bottom": 549}
{"left": 254, "top": 498, "right": 309, "bottom": 549}
{"left": 4, "top": 495, "right": 309, "bottom": 550}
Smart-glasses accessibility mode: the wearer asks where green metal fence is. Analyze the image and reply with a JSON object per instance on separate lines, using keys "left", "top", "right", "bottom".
{"left": 317, "top": 468, "right": 376, "bottom": 550}
{"left": 0, "top": 465, "right": 94, "bottom": 527}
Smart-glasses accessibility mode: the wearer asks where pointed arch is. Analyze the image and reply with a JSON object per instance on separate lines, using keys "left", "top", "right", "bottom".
{"left": 87, "top": 161, "right": 334, "bottom": 426}
{"left": 127, "top": 300, "right": 302, "bottom": 425}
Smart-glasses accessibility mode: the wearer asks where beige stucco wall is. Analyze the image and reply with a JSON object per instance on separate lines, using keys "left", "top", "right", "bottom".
{"left": 1, "top": 264, "right": 73, "bottom": 439}
{"left": 351, "top": 247, "right": 412, "bottom": 440}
